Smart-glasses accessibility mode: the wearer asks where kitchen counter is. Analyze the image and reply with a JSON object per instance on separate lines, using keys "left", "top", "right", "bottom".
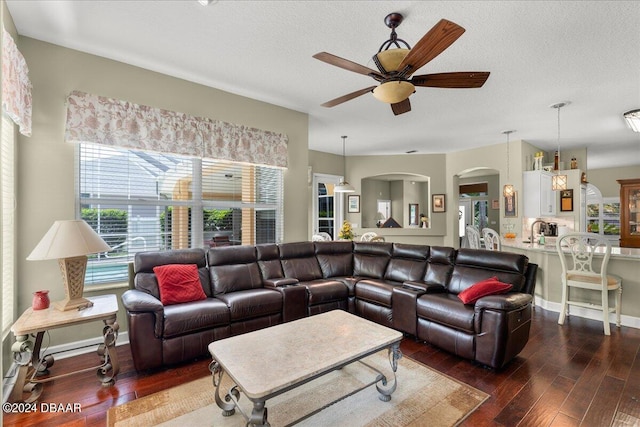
{"left": 502, "top": 239, "right": 640, "bottom": 260}
{"left": 501, "top": 238, "right": 640, "bottom": 327}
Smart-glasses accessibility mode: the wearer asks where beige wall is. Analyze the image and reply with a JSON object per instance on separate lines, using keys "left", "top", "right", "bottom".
{"left": 345, "top": 153, "right": 447, "bottom": 245}
{"left": 587, "top": 166, "right": 639, "bottom": 197}
{"left": 16, "top": 37, "right": 309, "bottom": 344}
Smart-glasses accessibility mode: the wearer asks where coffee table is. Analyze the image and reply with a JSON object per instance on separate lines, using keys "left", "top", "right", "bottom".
{"left": 208, "top": 310, "right": 403, "bottom": 427}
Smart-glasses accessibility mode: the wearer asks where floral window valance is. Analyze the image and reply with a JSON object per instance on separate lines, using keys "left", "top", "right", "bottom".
{"left": 2, "top": 27, "right": 32, "bottom": 137}
{"left": 64, "top": 91, "right": 288, "bottom": 168}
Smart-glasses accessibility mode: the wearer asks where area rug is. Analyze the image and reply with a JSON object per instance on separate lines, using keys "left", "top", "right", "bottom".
{"left": 108, "top": 351, "right": 488, "bottom": 427}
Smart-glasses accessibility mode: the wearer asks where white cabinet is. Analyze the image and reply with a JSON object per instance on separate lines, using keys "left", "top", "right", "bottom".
{"left": 523, "top": 171, "right": 556, "bottom": 218}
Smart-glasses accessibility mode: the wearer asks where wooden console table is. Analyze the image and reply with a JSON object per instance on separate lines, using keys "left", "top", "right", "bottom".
{"left": 9, "top": 294, "right": 119, "bottom": 403}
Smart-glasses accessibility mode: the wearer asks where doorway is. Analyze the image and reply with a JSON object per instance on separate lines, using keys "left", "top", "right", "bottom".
{"left": 312, "top": 174, "right": 344, "bottom": 239}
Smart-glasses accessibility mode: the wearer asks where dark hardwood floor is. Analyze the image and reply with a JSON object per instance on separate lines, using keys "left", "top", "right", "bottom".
{"left": 4, "top": 307, "right": 639, "bottom": 426}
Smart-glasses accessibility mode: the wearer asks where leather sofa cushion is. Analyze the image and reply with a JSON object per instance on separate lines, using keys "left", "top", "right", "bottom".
{"left": 452, "top": 249, "right": 528, "bottom": 293}
{"left": 302, "top": 280, "right": 348, "bottom": 305}
{"left": 135, "top": 248, "right": 211, "bottom": 299}
{"left": 210, "top": 263, "right": 263, "bottom": 295}
{"left": 162, "top": 298, "right": 230, "bottom": 338}
{"left": 353, "top": 254, "right": 388, "bottom": 279}
{"left": 391, "top": 243, "right": 429, "bottom": 260}
{"left": 384, "top": 258, "right": 427, "bottom": 283}
{"left": 207, "top": 245, "right": 257, "bottom": 266}
{"left": 281, "top": 257, "right": 323, "bottom": 281}
{"left": 257, "top": 244, "right": 285, "bottom": 280}
{"left": 279, "top": 242, "right": 323, "bottom": 281}
{"left": 216, "top": 289, "right": 282, "bottom": 321}
{"left": 354, "top": 279, "right": 398, "bottom": 307}
{"left": 422, "top": 246, "right": 456, "bottom": 289}
{"left": 353, "top": 242, "right": 392, "bottom": 279}
{"left": 416, "top": 293, "right": 476, "bottom": 333}
{"left": 316, "top": 253, "right": 353, "bottom": 278}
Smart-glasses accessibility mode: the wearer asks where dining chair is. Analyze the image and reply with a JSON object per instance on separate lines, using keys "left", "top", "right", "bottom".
{"left": 465, "top": 226, "right": 481, "bottom": 249}
{"left": 360, "top": 232, "right": 378, "bottom": 242}
{"left": 481, "top": 227, "right": 501, "bottom": 251}
{"left": 556, "top": 232, "right": 622, "bottom": 335}
{"left": 311, "top": 232, "right": 332, "bottom": 241}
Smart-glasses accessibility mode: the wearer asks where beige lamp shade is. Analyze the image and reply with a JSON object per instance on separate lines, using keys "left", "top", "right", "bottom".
{"left": 27, "top": 220, "right": 111, "bottom": 260}
{"left": 372, "top": 81, "right": 415, "bottom": 104}
{"left": 27, "top": 220, "right": 111, "bottom": 311}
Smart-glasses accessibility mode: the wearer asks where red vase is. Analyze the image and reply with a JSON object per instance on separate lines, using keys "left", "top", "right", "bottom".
{"left": 32, "top": 290, "right": 50, "bottom": 310}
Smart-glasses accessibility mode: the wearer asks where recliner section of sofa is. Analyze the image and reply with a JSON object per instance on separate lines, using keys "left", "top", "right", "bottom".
{"left": 122, "top": 241, "right": 538, "bottom": 372}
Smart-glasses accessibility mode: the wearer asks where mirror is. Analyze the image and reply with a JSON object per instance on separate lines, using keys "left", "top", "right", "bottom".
{"left": 361, "top": 173, "right": 430, "bottom": 228}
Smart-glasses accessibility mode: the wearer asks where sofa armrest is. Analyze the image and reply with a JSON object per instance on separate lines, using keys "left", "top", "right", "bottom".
{"left": 121, "top": 289, "right": 164, "bottom": 338}
{"left": 122, "top": 289, "right": 164, "bottom": 312}
{"left": 263, "top": 278, "right": 300, "bottom": 288}
{"left": 473, "top": 292, "right": 533, "bottom": 369}
{"left": 474, "top": 292, "right": 533, "bottom": 311}
{"left": 403, "top": 281, "right": 446, "bottom": 293}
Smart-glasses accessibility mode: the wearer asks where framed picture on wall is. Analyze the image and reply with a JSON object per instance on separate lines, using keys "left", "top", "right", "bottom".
{"left": 409, "top": 204, "right": 419, "bottom": 225}
{"left": 432, "top": 194, "right": 446, "bottom": 213}
{"left": 347, "top": 195, "right": 360, "bottom": 213}
{"left": 504, "top": 192, "right": 517, "bottom": 217}
{"left": 491, "top": 199, "right": 499, "bottom": 210}
{"left": 560, "top": 189, "right": 573, "bottom": 212}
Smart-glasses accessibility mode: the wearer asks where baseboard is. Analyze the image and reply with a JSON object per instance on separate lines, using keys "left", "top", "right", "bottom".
{"left": 534, "top": 296, "right": 640, "bottom": 329}
{"left": 2, "top": 332, "right": 129, "bottom": 403}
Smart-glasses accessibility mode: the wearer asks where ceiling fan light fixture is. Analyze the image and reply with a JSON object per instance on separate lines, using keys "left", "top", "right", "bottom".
{"left": 623, "top": 109, "right": 640, "bottom": 132}
{"left": 373, "top": 48, "right": 410, "bottom": 73}
{"left": 372, "top": 81, "right": 415, "bottom": 104}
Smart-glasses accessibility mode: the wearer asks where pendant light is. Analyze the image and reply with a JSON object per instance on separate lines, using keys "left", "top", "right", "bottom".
{"left": 550, "top": 102, "right": 569, "bottom": 191}
{"left": 334, "top": 135, "right": 355, "bottom": 193}
{"left": 502, "top": 130, "right": 516, "bottom": 197}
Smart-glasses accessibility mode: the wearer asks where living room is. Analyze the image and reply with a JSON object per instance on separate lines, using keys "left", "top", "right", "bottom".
{"left": 2, "top": 1, "right": 639, "bottom": 426}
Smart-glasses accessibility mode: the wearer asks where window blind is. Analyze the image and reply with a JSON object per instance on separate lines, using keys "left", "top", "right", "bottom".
{"left": 2, "top": 114, "right": 16, "bottom": 335}
{"left": 78, "top": 143, "right": 284, "bottom": 285}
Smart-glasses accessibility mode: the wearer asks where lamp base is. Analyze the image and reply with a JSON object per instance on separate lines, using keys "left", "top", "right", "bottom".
{"left": 55, "top": 255, "right": 89, "bottom": 312}
{"left": 54, "top": 297, "right": 92, "bottom": 311}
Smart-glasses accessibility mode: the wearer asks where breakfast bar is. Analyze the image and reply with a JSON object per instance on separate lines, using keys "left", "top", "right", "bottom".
{"left": 502, "top": 240, "right": 640, "bottom": 326}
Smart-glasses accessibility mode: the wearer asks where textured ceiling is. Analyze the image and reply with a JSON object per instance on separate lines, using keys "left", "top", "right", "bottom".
{"left": 6, "top": 1, "right": 640, "bottom": 170}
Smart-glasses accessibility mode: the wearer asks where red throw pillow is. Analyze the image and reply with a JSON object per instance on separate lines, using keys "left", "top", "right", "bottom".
{"left": 153, "top": 264, "right": 206, "bottom": 306}
{"left": 458, "top": 277, "right": 513, "bottom": 305}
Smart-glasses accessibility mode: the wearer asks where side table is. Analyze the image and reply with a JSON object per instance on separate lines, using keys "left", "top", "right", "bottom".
{"left": 9, "top": 294, "right": 120, "bottom": 403}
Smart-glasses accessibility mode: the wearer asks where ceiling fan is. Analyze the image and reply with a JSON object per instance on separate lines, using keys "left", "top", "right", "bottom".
{"left": 313, "top": 13, "right": 490, "bottom": 115}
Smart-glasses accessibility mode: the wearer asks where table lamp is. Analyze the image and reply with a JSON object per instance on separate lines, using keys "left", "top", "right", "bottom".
{"left": 27, "top": 220, "right": 111, "bottom": 311}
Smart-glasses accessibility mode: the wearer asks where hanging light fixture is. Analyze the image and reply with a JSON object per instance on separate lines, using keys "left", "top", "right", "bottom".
{"left": 550, "top": 102, "right": 569, "bottom": 191}
{"left": 502, "top": 130, "right": 516, "bottom": 197}
{"left": 623, "top": 109, "right": 640, "bottom": 132}
{"left": 334, "top": 135, "right": 355, "bottom": 193}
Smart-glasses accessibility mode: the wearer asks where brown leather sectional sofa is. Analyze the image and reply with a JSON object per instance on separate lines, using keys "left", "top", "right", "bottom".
{"left": 122, "top": 241, "right": 537, "bottom": 371}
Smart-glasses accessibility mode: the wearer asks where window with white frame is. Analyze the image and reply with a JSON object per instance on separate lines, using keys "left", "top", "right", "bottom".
{"left": 77, "top": 143, "right": 284, "bottom": 285}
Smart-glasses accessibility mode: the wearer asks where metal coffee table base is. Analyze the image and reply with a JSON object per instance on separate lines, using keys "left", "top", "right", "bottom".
{"left": 209, "top": 344, "right": 402, "bottom": 427}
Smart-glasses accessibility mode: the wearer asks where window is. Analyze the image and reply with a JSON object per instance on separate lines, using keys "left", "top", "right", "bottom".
{"left": 459, "top": 183, "right": 489, "bottom": 231}
{"left": 78, "top": 143, "right": 284, "bottom": 285}
{"left": 1, "top": 114, "right": 16, "bottom": 335}
{"left": 585, "top": 184, "right": 620, "bottom": 243}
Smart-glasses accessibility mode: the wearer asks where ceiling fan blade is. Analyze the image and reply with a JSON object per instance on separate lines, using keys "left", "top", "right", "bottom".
{"left": 391, "top": 98, "right": 411, "bottom": 115}
{"left": 313, "top": 52, "right": 384, "bottom": 79}
{"left": 412, "top": 72, "right": 490, "bottom": 88}
{"left": 398, "top": 19, "right": 465, "bottom": 76}
{"left": 321, "top": 86, "right": 377, "bottom": 108}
